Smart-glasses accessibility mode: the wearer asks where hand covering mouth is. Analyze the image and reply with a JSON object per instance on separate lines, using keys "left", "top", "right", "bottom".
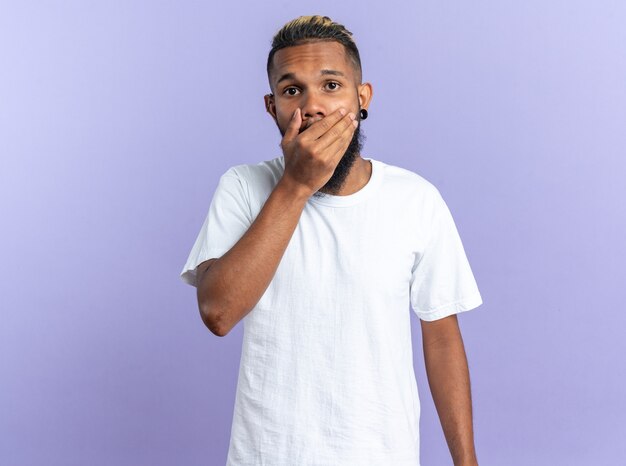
{"left": 300, "top": 117, "right": 322, "bottom": 133}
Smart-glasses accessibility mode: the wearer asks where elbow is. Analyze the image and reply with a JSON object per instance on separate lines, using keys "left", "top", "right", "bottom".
{"left": 199, "top": 302, "right": 230, "bottom": 337}
{"left": 196, "top": 259, "right": 229, "bottom": 336}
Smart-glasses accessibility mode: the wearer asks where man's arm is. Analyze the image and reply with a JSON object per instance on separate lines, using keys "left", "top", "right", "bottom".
{"left": 197, "top": 107, "right": 357, "bottom": 337}
{"left": 421, "top": 314, "right": 479, "bottom": 466}
{"left": 196, "top": 177, "right": 309, "bottom": 336}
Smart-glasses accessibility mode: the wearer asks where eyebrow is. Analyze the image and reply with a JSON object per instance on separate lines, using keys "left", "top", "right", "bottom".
{"left": 275, "top": 69, "right": 346, "bottom": 86}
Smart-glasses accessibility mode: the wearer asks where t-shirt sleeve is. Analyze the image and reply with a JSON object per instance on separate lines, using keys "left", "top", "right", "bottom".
{"left": 179, "top": 168, "right": 252, "bottom": 288}
{"left": 409, "top": 188, "right": 483, "bottom": 321}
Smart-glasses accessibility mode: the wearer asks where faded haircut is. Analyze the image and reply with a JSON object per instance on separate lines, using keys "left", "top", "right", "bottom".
{"left": 266, "top": 15, "right": 362, "bottom": 91}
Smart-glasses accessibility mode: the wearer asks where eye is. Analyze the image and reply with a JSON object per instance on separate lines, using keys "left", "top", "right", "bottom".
{"left": 282, "top": 81, "right": 342, "bottom": 96}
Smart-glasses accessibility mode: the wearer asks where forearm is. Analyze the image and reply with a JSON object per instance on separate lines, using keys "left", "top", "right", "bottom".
{"left": 198, "top": 176, "right": 310, "bottom": 336}
{"left": 423, "top": 333, "right": 478, "bottom": 466}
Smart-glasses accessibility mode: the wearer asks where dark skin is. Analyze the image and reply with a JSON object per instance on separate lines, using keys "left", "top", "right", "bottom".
{"left": 421, "top": 314, "right": 479, "bottom": 466}
{"left": 264, "top": 40, "right": 479, "bottom": 466}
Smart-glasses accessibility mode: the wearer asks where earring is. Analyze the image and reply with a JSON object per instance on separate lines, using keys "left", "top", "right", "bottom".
{"left": 359, "top": 108, "right": 368, "bottom": 120}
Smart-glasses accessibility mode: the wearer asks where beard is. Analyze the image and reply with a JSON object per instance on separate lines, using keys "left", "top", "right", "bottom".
{"left": 277, "top": 110, "right": 366, "bottom": 197}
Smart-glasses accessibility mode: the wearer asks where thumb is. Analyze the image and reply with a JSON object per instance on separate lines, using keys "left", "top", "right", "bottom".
{"left": 282, "top": 108, "right": 301, "bottom": 144}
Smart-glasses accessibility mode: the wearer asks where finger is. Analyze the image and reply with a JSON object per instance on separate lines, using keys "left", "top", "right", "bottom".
{"left": 281, "top": 108, "right": 302, "bottom": 145}
{"left": 319, "top": 116, "right": 357, "bottom": 161}
{"left": 314, "top": 113, "right": 356, "bottom": 152}
{"left": 299, "top": 107, "right": 347, "bottom": 142}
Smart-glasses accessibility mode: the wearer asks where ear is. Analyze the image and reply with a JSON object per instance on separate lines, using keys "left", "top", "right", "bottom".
{"left": 357, "top": 82, "right": 373, "bottom": 112}
{"left": 264, "top": 93, "right": 278, "bottom": 123}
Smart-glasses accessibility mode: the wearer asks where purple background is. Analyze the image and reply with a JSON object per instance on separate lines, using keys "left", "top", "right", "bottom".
{"left": 1, "top": 2, "right": 625, "bottom": 465}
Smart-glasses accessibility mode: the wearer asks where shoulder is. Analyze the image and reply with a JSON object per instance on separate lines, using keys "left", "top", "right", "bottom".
{"left": 376, "top": 158, "right": 442, "bottom": 204}
{"left": 219, "top": 155, "right": 285, "bottom": 205}
{"left": 224, "top": 156, "right": 283, "bottom": 183}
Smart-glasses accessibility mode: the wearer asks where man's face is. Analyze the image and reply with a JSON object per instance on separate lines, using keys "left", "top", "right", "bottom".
{"left": 266, "top": 40, "right": 367, "bottom": 195}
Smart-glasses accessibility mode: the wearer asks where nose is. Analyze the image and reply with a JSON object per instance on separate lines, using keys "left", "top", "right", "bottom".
{"left": 300, "top": 94, "right": 326, "bottom": 128}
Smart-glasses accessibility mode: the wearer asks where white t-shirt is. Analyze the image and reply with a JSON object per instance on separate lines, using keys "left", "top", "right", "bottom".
{"left": 180, "top": 155, "right": 483, "bottom": 466}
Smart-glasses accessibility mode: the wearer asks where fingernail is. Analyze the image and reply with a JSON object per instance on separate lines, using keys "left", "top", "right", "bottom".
{"left": 339, "top": 108, "right": 346, "bottom": 116}
{"left": 352, "top": 120, "right": 358, "bottom": 127}
{"left": 292, "top": 108, "right": 298, "bottom": 119}
{"left": 349, "top": 112, "right": 356, "bottom": 120}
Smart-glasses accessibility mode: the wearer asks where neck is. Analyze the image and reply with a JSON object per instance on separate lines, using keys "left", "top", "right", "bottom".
{"left": 319, "top": 155, "right": 372, "bottom": 196}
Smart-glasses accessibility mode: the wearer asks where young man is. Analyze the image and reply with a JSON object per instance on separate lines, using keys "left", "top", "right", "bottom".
{"left": 181, "top": 15, "right": 483, "bottom": 466}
